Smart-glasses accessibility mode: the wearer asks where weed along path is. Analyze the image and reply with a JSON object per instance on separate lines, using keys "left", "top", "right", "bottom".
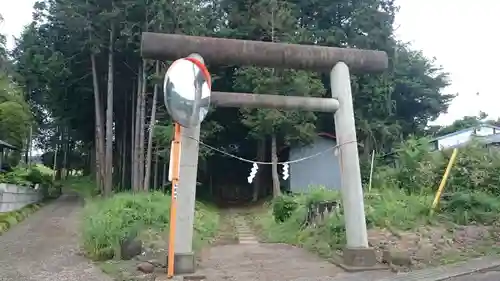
{"left": 0, "top": 194, "right": 112, "bottom": 281}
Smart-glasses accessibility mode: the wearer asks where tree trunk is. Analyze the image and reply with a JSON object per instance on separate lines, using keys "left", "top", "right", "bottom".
{"left": 55, "top": 142, "right": 63, "bottom": 180}
{"left": 143, "top": 61, "right": 160, "bottom": 190}
{"left": 162, "top": 161, "right": 167, "bottom": 192}
{"left": 28, "top": 125, "right": 32, "bottom": 166}
{"left": 25, "top": 125, "right": 32, "bottom": 166}
{"left": 24, "top": 86, "right": 32, "bottom": 166}
{"left": 91, "top": 52, "right": 105, "bottom": 191}
{"left": 65, "top": 140, "right": 73, "bottom": 179}
{"left": 88, "top": 3, "right": 105, "bottom": 192}
{"left": 153, "top": 145, "right": 159, "bottom": 190}
{"left": 138, "top": 61, "right": 147, "bottom": 190}
{"left": 88, "top": 145, "right": 95, "bottom": 177}
{"left": 62, "top": 127, "right": 68, "bottom": 179}
{"left": 120, "top": 92, "right": 128, "bottom": 190}
{"left": 104, "top": 24, "right": 115, "bottom": 197}
{"left": 271, "top": 134, "right": 281, "bottom": 198}
{"left": 253, "top": 138, "right": 265, "bottom": 201}
{"left": 52, "top": 133, "right": 59, "bottom": 182}
{"left": 132, "top": 63, "right": 143, "bottom": 191}
{"left": 130, "top": 84, "right": 136, "bottom": 190}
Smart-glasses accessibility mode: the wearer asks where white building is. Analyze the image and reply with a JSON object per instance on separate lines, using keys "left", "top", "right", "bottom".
{"left": 430, "top": 124, "right": 500, "bottom": 150}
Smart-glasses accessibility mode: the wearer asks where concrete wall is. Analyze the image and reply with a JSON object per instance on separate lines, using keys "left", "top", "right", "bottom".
{"left": 289, "top": 137, "right": 341, "bottom": 193}
{"left": 0, "top": 183, "right": 43, "bottom": 213}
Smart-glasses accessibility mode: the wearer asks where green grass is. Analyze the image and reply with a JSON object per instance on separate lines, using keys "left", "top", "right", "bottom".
{"left": 250, "top": 187, "right": 500, "bottom": 261}
{"left": 64, "top": 176, "right": 100, "bottom": 198}
{"left": 81, "top": 191, "right": 219, "bottom": 261}
{"left": 33, "top": 164, "right": 53, "bottom": 175}
{"left": 0, "top": 203, "right": 44, "bottom": 235}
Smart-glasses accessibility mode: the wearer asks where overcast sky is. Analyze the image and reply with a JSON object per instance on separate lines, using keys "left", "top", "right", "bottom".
{"left": 1, "top": 0, "right": 498, "bottom": 126}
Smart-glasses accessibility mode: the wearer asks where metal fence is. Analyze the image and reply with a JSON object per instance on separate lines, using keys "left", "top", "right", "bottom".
{"left": 0, "top": 183, "right": 43, "bottom": 213}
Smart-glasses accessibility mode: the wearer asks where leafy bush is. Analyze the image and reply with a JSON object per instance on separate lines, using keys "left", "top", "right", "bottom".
{"left": 255, "top": 187, "right": 449, "bottom": 258}
{"left": 440, "top": 191, "right": 500, "bottom": 225}
{"left": 445, "top": 144, "right": 500, "bottom": 195}
{"left": 272, "top": 195, "right": 298, "bottom": 222}
{"left": 82, "top": 192, "right": 171, "bottom": 260}
{"left": 372, "top": 138, "right": 500, "bottom": 196}
{"left": 372, "top": 137, "right": 444, "bottom": 194}
{"left": 193, "top": 201, "right": 220, "bottom": 249}
{"left": 0, "top": 165, "right": 54, "bottom": 186}
{"left": 0, "top": 167, "right": 32, "bottom": 186}
{"left": 0, "top": 165, "right": 60, "bottom": 200}
{"left": 25, "top": 167, "right": 52, "bottom": 185}
{"left": 82, "top": 192, "right": 219, "bottom": 261}
{"left": 255, "top": 188, "right": 347, "bottom": 257}
{"left": 365, "top": 189, "right": 432, "bottom": 230}
{"left": 254, "top": 138, "right": 500, "bottom": 259}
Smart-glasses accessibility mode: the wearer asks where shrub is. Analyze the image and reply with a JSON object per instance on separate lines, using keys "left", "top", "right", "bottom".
{"left": 0, "top": 165, "right": 54, "bottom": 186}
{"left": 82, "top": 192, "right": 171, "bottom": 260}
{"left": 256, "top": 138, "right": 500, "bottom": 259}
{"left": 372, "top": 137, "right": 444, "bottom": 194}
{"left": 0, "top": 167, "right": 32, "bottom": 186}
{"left": 365, "top": 189, "right": 432, "bottom": 230}
{"left": 82, "top": 192, "right": 219, "bottom": 261}
{"left": 272, "top": 195, "right": 298, "bottom": 222}
{"left": 193, "top": 201, "right": 220, "bottom": 249}
{"left": 0, "top": 165, "right": 60, "bottom": 200}
{"left": 257, "top": 187, "right": 435, "bottom": 258}
{"left": 444, "top": 144, "right": 500, "bottom": 195}
{"left": 440, "top": 191, "right": 500, "bottom": 225}
{"left": 372, "top": 138, "right": 500, "bottom": 197}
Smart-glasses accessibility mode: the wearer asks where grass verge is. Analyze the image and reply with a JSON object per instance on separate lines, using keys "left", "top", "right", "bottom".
{"left": 64, "top": 176, "right": 100, "bottom": 199}
{"left": 81, "top": 191, "right": 219, "bottom": 261}
{"left": 0, "top": 203, "right": 44, "bottom": 235}
{"left": 249, "top": 187, "right": 500, "bottom": 268}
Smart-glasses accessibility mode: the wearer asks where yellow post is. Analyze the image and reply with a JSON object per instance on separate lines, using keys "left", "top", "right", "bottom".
{"left": 430, "top": 148, "right": 459, "bottom": 215}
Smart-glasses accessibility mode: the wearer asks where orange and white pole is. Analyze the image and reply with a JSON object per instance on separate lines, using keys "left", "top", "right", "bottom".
{"left": 166, "top": 56, "right": 211, "bottom": 278}
{"left": 167, "top": 123, "right": 182, "bottom": 278}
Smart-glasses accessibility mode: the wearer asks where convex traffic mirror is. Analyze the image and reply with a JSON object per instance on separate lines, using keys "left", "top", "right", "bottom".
{"left": 163, "top": 57, "right": 211, "bottom": 128}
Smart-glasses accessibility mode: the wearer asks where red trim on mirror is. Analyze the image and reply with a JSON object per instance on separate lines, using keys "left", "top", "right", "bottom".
{"left": 183, "top": 57, "right": 212, "bottom": 88}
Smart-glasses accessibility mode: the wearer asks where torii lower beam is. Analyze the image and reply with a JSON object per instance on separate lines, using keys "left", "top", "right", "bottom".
{"left": 211, "top": 92, "right": 339, "bottom": 112}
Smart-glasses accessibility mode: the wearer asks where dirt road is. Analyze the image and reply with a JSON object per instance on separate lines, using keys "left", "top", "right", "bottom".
{"left": 0, "top": 194, "right": 112, "bottom": 281}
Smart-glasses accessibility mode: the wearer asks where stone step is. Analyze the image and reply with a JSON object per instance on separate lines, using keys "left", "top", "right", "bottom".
{"left": 231, "top": 215, "right": 260, "bottom": 245}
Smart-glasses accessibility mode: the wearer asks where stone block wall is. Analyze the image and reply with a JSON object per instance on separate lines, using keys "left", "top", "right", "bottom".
{"left": 0, "top": 183, "right": 43, "bottom": 213}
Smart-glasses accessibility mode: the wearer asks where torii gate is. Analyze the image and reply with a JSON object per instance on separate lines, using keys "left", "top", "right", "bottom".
{"left": 141, "top": 32, "right": 388, "bottom": 274}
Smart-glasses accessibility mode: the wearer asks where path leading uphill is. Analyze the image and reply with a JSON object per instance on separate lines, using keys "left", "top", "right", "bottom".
{"left": 0, "top": 194, "right": 112, "bottom": 281}
{"left": 191, "top": 211, "right": 393, "bottom": 281}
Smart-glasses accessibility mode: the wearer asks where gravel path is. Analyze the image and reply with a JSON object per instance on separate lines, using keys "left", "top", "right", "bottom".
{"left": 195, "top": 243, "right": 346, "bottom": 281}
{"left": 0, "top": 194, "right": 112, "bottom": 281}
{"left": 192, "top": 212, "right": 349, "bottom": 281}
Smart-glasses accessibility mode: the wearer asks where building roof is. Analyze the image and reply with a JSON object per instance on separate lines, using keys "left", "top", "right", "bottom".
{"left": 431, "top": 124, "right": 500, "bottom": 142}
{"left": 0, "top": 140, "right": 17, "bottom": 150}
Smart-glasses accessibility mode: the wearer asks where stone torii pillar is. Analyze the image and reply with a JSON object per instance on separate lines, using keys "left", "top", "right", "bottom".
{"left": 141, "top": 32, "right": 388, "bottom": 273}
